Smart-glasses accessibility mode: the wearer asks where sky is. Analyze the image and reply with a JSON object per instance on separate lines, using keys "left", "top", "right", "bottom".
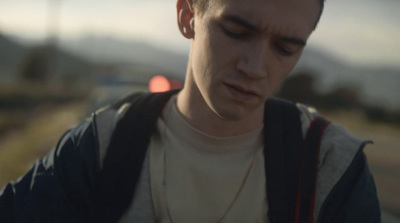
{"left": 0, "top": 0, "right": 399, "bottom": 69}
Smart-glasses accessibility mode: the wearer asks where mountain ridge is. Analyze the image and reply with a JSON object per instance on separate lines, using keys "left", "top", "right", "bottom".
{"left": 2, "top": 34, "right": 399, "bottom": 110}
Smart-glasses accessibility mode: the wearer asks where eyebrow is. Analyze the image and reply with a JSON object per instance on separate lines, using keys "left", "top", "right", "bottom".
{"left": 222, "top": 14, "right": 260, "bottom": 32}
{"left": 281, "top": 37, "right": 307, "bottom": 46}
{"left": 222, "top": 14, "right": 307, "bottom": 46}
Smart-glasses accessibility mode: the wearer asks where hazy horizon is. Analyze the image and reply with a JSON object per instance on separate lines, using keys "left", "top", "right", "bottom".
{"left": 1, "top": 0, "right": 399, "bottom": 69}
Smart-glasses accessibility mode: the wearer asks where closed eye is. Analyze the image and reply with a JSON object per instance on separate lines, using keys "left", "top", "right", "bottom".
{"left": 275, "top": 44, "right": 295, "bottom": 56}
{"left": 221, "top": 26, "right": 248, "bottom": 39}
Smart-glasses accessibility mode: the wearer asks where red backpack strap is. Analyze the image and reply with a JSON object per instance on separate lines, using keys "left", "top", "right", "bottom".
{"left": 295, "top": 117, "right": 330, "bottom": 223}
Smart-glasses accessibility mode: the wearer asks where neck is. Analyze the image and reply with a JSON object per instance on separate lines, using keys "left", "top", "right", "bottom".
{"left": 176, "top": 74, "right": 264, "bottom": 137}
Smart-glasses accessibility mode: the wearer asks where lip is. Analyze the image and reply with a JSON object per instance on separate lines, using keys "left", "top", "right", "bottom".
{"left": 224, "top": 83, "right": 260, "bottom": 101}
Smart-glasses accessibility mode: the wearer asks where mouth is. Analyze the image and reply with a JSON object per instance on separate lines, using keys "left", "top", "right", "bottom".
{"left": 224, "top": 83, "right": 260, "bottom": 101}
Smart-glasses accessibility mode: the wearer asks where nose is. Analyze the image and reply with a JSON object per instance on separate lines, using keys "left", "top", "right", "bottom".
{"left": 236, "top": 42, "right": 268, "bottom": 79}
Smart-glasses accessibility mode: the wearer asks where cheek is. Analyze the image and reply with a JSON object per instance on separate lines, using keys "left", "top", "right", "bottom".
{"left": 206, "top": 25, "right": 239, "bottom": 63}
{"left": 196, "top": 33, "right": 235, "bottom": 82}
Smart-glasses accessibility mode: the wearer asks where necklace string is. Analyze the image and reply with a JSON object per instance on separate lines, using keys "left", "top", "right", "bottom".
{"left": 163, "top": 148, "right": 257, "bottom": 223}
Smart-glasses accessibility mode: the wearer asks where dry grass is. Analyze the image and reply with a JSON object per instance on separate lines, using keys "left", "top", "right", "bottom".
{"left": 0, "top": 102, "right": 87, "bottom": 187}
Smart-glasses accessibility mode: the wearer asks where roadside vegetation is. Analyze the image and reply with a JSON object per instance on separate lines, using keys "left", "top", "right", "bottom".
{"left": 0, "top": 83, "right": 89, "bottom": 187}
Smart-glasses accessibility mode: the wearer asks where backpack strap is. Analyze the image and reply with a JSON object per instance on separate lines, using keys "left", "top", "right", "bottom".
{"left": 264, "top": 98, "right": 330, "bottom": 223}
{"left": 295, "top": 117, "right": 330, "bottom": 223}
{"left": 95, "top": 92, "right": 328, "bottom": 223}
{"left": 94, "top": 90, "right": 179, "bottom": 223}
{"left": 264, "top": 97, "right": 304, "bottom": 223}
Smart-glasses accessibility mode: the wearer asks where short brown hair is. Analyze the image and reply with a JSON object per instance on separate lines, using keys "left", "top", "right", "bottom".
{"left": 192, "top": 0, "right": 209, "bottom": 15}
{"left": 192, "top": 0, "right": 326, "bottom": 29}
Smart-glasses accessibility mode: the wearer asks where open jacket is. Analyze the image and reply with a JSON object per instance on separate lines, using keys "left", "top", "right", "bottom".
{"left": 0, "top": 91, "right": 380, "bottom": 223}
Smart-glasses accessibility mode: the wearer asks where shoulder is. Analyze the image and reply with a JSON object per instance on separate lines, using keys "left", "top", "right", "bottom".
{"left": 296, "top": 103, "right": 369, "bottom": 184}
{"left": 295, "top": 103, "right": 367, "bottom": 165}
{"left": 92, "top": 91, "right": 151, "bottom": 167}
{"left": 314, "top": 121, "right": 370, "bottom": 202}
{"left": 295, "top": 103, "right": 379, "bottom": 222}
{"left": 315, "top": 124, "right": 380, "bottom": 222}
{"left": 296, "top": 103, "right": 320, "bottom": 139}
{"left": 48, "top": 92, "right": 152, "bottom": 173}
{"left": 93, "top": 90, "right": 179, "bottom": 167}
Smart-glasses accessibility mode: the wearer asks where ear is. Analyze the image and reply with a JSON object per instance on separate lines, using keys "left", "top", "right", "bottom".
{"left": 177, "top": 0, "right": 195, "bottom": 39}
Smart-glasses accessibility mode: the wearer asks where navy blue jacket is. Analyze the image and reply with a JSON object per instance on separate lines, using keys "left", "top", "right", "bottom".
{"left": 0, "top": 91, "right": 381, "bottom": 223}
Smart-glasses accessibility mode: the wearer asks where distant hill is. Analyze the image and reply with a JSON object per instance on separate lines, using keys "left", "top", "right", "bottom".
{"left": 60, "top": 35, "right": 188, "bottom": 80}
{"left": 0, "top": 34, "right": 28, "bottom": 82}
{"left": 293, "top": 47, "right": 400, "bottom": 110}
{"left": 62, "top": 35, "right": 400, "bottom": 110}
{"left": 0, "top": 34, "right": 95, "bottom": 85}
{"left": 2, "top": 33, "right": 400, "bottom": 110}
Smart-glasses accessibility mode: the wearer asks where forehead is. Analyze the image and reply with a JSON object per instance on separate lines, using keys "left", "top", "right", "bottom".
{"left": 206, "top": 0, "right": 320, "bottom": 39}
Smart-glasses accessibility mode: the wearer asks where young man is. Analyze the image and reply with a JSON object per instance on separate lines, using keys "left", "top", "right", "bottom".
{"left": 0, "top": 0, "right": 380, "bottom": 222}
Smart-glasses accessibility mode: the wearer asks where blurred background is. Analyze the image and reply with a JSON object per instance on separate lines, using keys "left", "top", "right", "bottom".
{"left": 0, "top": 0, "right": 399, "bottom": 221}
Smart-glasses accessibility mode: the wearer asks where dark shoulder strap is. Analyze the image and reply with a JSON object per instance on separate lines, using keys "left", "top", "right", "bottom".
{"left": 295, "top": 117, "right": 330, "bottom": 223}
{"left": 95, "top": 90, "right": 179, "bottom": 223}
{"left": 264, "top": 97, "right": 304, "bottom": 223}
{"left": 264, "top": 98, "right": 330, "bottom": 223}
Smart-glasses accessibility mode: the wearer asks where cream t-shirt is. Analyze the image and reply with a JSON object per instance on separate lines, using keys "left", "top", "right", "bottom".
{"left": 150, "top": 96, "right": 267, "bottom": 223}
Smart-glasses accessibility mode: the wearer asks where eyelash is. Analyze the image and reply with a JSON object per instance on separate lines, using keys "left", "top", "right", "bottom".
{"left": 221, "top": 25, "right": 295, "bottom": 57}
{"left": 222, "top": 27, "right": 246, "bottom": 39}
{"left": 275, "top": 44, "right": 294, "bottom": 56}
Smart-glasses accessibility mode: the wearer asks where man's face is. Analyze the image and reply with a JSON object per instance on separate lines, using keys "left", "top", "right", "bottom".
{"left": 187, "top": 0, "right": 320, "bottom": 121}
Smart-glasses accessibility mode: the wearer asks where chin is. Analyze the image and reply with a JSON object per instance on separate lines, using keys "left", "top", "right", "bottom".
{"left": 213, "top": 106, "right": 249, "bottom": 122}
{"left": 208, "top": 92, "right": 264, "bottom": 122}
